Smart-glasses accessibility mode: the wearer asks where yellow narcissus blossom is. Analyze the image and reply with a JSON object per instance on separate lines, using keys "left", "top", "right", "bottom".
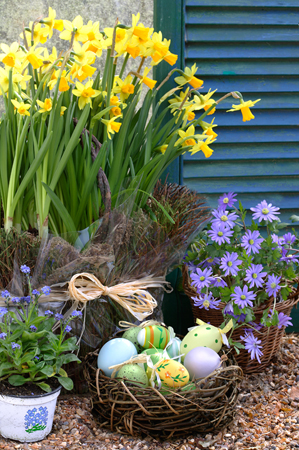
{"left": 200, "top": 118, "right": 218, "bottom": 141}
{"left": 71, "top": 41, "right": 96, "bottom": 81}
{"left": 192, "top": 89, "right": 217, "bottom": 115}
{"left": 22, "top": 22, "right": 48, "bottom": 46}
{"left": 174, "top": 63, "right": 204, "bottom": 89}
{"left": 157, "top": 144, "right": 168, "bottom": 154}
{"left": 227, "top": 99, "right": 261, "bottom": 122}
{"left": 60, "top": 106, "right": 67, "bottom": 116}
{"left": 60, "top": 16, "right": 91, "bottom": 42}
{"left": 0, "top": 68, "right": 30, "bottom": 94}
{"left": 189, "top": 135, "right": 215, "bottom": 157}
{"left": 11, "top": 99, "right": 30, "bottom": 116}
{"left": 104, "top": 26, "right": 127, "bottom": 56}
{"left": 175, "top": 124, "right": 205, "bottom": 147}
{"left": 48, "top": 70, "right": 72, "bottom": 92}
{"left": 42, "top": 7, "right": 64, "bottom": 38}
{"left": 72, "top": 80, "right": 100, "bottom": 109}
{"left": 101, "top": 117, "right": 122, "bottom": 139}
{"left": 36, "top": 98, "right": 52, "bottom": 113}
{"left": 83, "top": 21, "right": 107, "bottom": 57}
{"left": 113, "top": 75, "right": 134, "bottom": 102}
{"left": 149, "top": 32, "right": 177, "bottom": 66}
{"left": 140, "top": 67, "right": 157, "bottom": 90}
{"left": 26, "top": 46, "right": 45, "bottom": 70}
{"left": 0, "top": 42, "right": 24, "bottom": 69}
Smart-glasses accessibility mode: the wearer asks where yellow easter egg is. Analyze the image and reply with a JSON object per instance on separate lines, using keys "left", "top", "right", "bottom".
{"left": 180, "top": 324, "right": 222, "bottom": 361}
{"left": 137, "top": 325, "right": 170, "bottom": 350}
{"left": 156, "top": 359, "right": 189, "bottom": 388}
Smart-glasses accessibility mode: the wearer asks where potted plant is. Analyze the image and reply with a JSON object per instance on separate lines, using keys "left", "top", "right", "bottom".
{"left": 0, "top": 265, "right": 81, "bottom": 442}
{"left": 183, "top": 192, "right": 299, "bottom": 372}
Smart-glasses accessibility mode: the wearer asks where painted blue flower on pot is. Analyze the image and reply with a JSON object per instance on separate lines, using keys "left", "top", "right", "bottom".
{"left": 24, "top": 406, "right": 48, "bottom": 433}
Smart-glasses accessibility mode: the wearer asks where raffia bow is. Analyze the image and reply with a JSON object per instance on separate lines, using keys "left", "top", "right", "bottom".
{"left": 68, "top": 272, "right": 171, "bottom": 321}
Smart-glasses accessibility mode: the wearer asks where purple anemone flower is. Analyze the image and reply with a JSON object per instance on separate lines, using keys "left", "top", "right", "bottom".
{"left": 244, "top": 264, "right": 267, "bottom": 288}
{"left": 187, "top": 261, "right": 197, "bottom": 272}
{"left": 223, "top": 302, "right": 234, "bottom": 315}
{"left": 211, "top": 277, "right": 227, "bottom": 288}
{"left": 250, "top": 200, "right": 280, "bottom": 223}
{"left": 199, "top": 257, "right": 221, "bottom": 269}
{"left": 276, "top": 312, "right": 293, "bottom": 329}
{"left": 231, "top": 285, "right": 256, "bottom": 309}
{"left": 190, "top": 267, "right": 214, "bottom": 292}
{"left": 240, "top": 331, "right": 263, "bottom": 363}
{"left": 207, "top": 223, "right": 234, "bottom": 245}
{"left": 282, "top": 232, "right": 296, "bottom": 246}
{"left": 220, "top": 251, "right": 242, "bottom": 276}
{"left": 192, "top": 292, "right": 221, "bottom": 310}
{"left": 218, "top": 192, "right": 237, "bottom": 209}
{"left": 265, "top": 274, "right": 281, "bottom": 297}
{"left": 211, "top": 209, "right": 238, "bottom": 229}
{"left": 279, "top": 248, "right": 299, "bottom": 264}
{"left": 241, "top": 230, "right": 264, "bottom": 255}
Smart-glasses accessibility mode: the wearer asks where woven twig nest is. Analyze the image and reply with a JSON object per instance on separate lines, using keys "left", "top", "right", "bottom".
{"left": 84, "top": 350, "right": 243, "bottom": 439}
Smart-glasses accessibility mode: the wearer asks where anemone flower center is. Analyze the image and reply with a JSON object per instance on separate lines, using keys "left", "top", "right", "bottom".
{"left": 223, "top": 197, "right": 229, "bottom": 203}
{"left": 270, "top": 282, "right": 276, "bottom": 288}
{"left": 252, "top": 273, "right": 257, "bottom": 279}
{"left": 218, "top": 231, "right": 223, "bottom": 236}
{"left": 203, "top": 300, "right": 210, "bottom": 307}
{"left": 241, "top": 295, "right": 246, "bottom": 300}
{"left": 262, "top": 208, "right": 269, "bottom": 215}
{"left": 221, "top": 215, "right": 228, "bottom": 221}
{"left": 249, "top": 239, "right": 254, "bottom": 245}
{"left": 200, "top": 276, "right": 205, "bottom": 281}
{"left": 228, "top": 261, "right": 233, "bottom": 267}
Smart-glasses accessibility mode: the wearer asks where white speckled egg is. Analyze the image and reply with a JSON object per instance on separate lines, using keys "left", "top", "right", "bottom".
{"left": 180, "top": 325, "right": 222, "bottom": 361}
{"left": 184, "top": 346, "right": 221, "bottom": 379}
{"left": 97, "top": 338, "right": 137, "bottom": 377}
{"left": 116, "top": 364, "right": 148, "bottom": 387}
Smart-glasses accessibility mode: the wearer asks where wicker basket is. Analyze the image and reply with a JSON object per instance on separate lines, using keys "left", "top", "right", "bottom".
{"left": 84, "top": 350, "right": 243, "bottom": 440}
{"left": 182, "top": 264, "right": 299, "bottom": 373}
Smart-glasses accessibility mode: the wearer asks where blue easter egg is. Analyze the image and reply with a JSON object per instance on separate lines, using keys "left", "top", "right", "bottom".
{"left": 97, "top": 338, "right": 137, "bottom": 377}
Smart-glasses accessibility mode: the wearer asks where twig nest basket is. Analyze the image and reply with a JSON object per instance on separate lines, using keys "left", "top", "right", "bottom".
{"left": 84, "top": 350, "right": 243, "bottom": 439}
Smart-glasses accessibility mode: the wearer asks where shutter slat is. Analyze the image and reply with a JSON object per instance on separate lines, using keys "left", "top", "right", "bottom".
{"left": 186, "top": 0, "right": 299, "bottom": 7}
{"left": 185, "top": 60, "right": 299, "bottom": 76}
{"left": 186, "top": 43, "right": 299, "bottom": 59}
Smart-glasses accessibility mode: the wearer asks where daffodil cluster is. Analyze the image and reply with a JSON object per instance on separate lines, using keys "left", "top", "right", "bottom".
{"left": 0, "top": 9, "right": 259, "bottom": 240}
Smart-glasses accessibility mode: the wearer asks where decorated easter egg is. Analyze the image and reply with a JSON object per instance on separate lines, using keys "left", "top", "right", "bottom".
{"left": 180, "top": 325, "right": 222, "bottom": 361}
{"left": 184, "top": 346, "right": 221, "bottom": 379}
{"left": 97, "top": 338, "right": 137, "bottom": 377}
{"left": 122, "top": 327, "right": 142, "bottom": 352}
{"left": 139, "top": 348, "right": 167, "bottom": 378}
{"left": 167, "top": 337, "right": 182, "bottom": 359}
{"left": 156, "top": 359, "right": 189, "bottom": 388}
{"left": 137, "top": 325, "right": 170, "bottom": 349}
{"left": 116, "top": 364, "right": 148, "bottom": 387}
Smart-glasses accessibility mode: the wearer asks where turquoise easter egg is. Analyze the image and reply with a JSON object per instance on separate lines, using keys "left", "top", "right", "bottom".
{"left": 167, "top": 337, "right": 182, "bottom": 359}
{"left": 97, "top": 338, "right": 137, "bottom": 377}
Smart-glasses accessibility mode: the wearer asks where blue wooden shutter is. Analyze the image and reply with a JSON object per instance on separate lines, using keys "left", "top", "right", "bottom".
{"left": 183, "top": 0, "right": 299, "bottom": 226}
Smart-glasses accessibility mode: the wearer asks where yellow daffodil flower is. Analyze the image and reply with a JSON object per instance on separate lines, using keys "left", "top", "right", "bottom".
{"left": 26, "top": 46, "right": 45, "bottom": 70}
{"left": 48, "top": 70, "right": 72, "bottom": 92}
{"left": 200, "top": 118, "right": 218, "bottom": 141}
{"left": 140, "top": 67, "right": 157, "bottom": 90}
{"left": 104, "top": 26, "right": 127, "bottom": 56}
{"left": 60, "top": 106, "right": 67, "bottom": 116}
{"left": 11, "top": 99, "right": 30, "bottom": 116}
{"left": 227, "top": 99, "right": 261, "bottom": 122}
{"left": 148, "top": 32, "right": 177, "bottom": 66}
{"left": 0, "top": 67, "right": 30, "bottom": 94}
{"left": 22, "top": 22, "right": 48, "bottom": 46}
{"left": 190, "top": 135, "right": 214, "bottom": 157}
{"left": 82, "top": 21, "right": 107, "bottom": 57}
{"left": 60, "top": 16, "right": 91, "bottom": 42}
{"left": 72, "top": 80, "right": 100, "bottom": 109}
{"left": 174, "top": 63, "right": 204, "bottom": 89}
{"left": 192, "top": 89, "right": 217, "bottom": 115}
{"left": 36, "top": 98, "right": 52, "bottom": 113}
{"left": 113, "top": 75, "right": 135, "bottom": 102}
{"left": 175, "top": 124, "right": 205, "bottom": 147}
{"left": 126, "top": 43, "right": 140, "bottom": 59}
{"left": 42, "top": 7, "right": 63, "bottom": 38}
{"left": 70, "top": 42, "right": 96, "bottom": 81}
{"left": 101, "top": 117, "right": 122, "bottom": 139}
{"left": 0, "top": 42, "right": 24, "bottom": 69}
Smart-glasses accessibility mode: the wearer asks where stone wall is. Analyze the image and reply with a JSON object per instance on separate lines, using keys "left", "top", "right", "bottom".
{"left": 0, "top": 0, "right": 153, "bottom": 43}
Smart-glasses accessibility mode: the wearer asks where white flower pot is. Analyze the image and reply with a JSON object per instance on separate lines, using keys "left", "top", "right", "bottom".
{"left": 0, "top": 386, "right": 61, "bottom": 442}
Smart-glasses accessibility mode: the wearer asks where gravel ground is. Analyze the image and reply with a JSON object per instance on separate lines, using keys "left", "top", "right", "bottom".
{"left": 0, "top": 333, "right": 298, "bottom": 450}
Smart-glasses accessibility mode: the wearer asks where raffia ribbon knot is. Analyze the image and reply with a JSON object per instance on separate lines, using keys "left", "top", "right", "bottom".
{"left": 68, "top": 272, "right": 171, "bottom": 321}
